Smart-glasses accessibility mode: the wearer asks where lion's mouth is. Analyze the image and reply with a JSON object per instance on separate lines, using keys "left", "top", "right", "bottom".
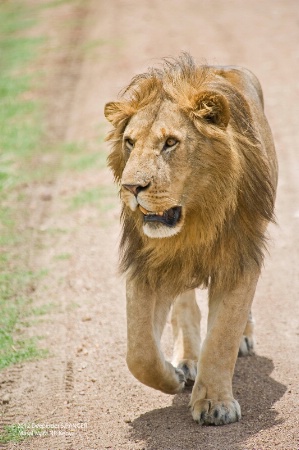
{"left": 139, "top": 205, "right": 182, "bottom": 227}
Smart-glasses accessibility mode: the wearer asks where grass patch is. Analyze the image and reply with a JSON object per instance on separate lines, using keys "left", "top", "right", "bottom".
{"left": 0, "top": 423, "right": 44, "bottom": 444}
{"left": 0, "top": 3, "right": 43, "bottom": 190}
{"left": 43, "top": 0, "right": 82, "bottom": 9}
{"left": 54, "top": 252, "right": 72, "bottom": 261}
{"left": 58, "top": 140, "right": 108, "bottom": 171}
{"left": 28, "top": 302, "right": 58, "bottom": 317}
{"left": 0, "top": 1, "right": 47, "bottom": 370}
{"left": 0, "top": 339, "right": 48, "bottom": 371}
{"left": 0, "top": 0, "right": 114, "bottom": 372}
{"left": 70, "top": 186, "right": 117, "bottom": 210}
{"left": 0, "top": 2, "right": 43, "bottom": 193}
{"left": 67, "top": 152, "right": 106, "bottom": 171}
{"left": 0, "top": 270, "right": 49, "bottom": 370}
{"left": 0, "top": 424, "right": 28, "bottom": 444}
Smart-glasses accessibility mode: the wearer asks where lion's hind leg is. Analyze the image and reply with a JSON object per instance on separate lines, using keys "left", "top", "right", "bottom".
{"left": 238, "top": 310, "right": 255, "bottom": 356}
{"left": 171, "top": 290, "right": 201, "bottom": 385}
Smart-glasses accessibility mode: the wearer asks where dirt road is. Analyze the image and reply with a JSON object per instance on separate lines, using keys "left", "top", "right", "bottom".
{"left": 1, "top": 0, "right": 298, "bottom": 449}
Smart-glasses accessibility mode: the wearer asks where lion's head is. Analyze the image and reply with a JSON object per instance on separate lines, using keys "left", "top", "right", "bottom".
{"left": 104, "top": 54, "right": 276, "bottom": 295}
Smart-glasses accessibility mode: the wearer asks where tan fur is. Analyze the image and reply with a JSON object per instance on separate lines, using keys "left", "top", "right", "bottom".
{"left": 104, "top": 54, "right": 277, "bottom": 425}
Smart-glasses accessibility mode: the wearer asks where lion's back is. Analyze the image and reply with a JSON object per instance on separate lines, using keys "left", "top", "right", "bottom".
{"left": 212, "top": 65, "right": 278, "bottom": 187}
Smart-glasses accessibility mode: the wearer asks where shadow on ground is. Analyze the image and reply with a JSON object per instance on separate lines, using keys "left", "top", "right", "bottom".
{"left": 129, "top": 355, "right": 286, "bottom": 450}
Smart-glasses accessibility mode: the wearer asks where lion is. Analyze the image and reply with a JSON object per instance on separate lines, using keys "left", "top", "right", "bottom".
{"left": 104, "top": 54, "right": 277, "bottom": 425}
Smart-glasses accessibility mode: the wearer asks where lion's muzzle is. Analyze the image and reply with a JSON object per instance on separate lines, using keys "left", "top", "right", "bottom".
{"left": 122, "top": 175, "right": 184, "bottom": 238}
{"left": 123, "top": 183, "right": 182, "bottom": 228}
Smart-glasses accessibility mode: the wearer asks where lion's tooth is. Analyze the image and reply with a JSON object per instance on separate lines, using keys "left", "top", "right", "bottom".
{"left": 139, "top": 206, "right": 149, "bottom": 215}
{"left": 139, "top": 206, "right": 165, "bottom": 216}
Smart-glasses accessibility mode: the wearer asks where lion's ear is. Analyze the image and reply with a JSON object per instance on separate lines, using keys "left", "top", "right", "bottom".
{"left": 104, "top": 101, "right": 134, "bottom": 127}
{"left": 193, "top": 91, "right": 230, "bottom": 129}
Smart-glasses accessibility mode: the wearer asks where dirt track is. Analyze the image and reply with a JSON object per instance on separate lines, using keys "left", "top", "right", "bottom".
{"left": 1, "top": 1, "right": 299, "bottom": 449}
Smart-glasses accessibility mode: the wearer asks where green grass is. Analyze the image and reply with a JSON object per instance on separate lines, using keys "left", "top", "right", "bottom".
{"left": 29, "top": 302, "right": 58, "bottom": 317}
{"left": 0, "top": 1, "right": 46, "bottom": 370}
{"left": 58, "top": 139, "right": 108, "bottom": 171}
{"left": 54, "top": 252, "right": 72, "bottom": 261}
{"left": 0, "top": 0, "right": 115, "bottom": 372}
{"left": 0, "top": 340, "right": 48, "bottom": 371}
{"left": 0, "top": 2, "right": 42, "bottom": 193}
{"left": 43, "top": 0, "right": 82, "bottom": 9}
{"left": 70, "top": 186, "right": 117, "bottom": 210}
{"left": 0, "top": 423, "right": 44, "bottom": 444}
{"left": 68, "top": 152, "right": 106, "bottom": 171}
{"left": 0, "top": 270, "right": 49, "bottom": 370}
{"left": 0, "top": 424, "right": 28, "bottom": 444}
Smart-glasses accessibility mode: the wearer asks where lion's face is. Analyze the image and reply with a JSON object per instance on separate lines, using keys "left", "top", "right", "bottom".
{"left": 120, "top": 99, "right": 198, "bottom": 238}
{"left": 105, "top": 76, "right": 239, "bottom": 241}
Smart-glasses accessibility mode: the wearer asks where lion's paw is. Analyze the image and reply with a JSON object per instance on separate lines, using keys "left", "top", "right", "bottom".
{"left": 158, "top": 362, "right": 186, "bottom": 394}
{"left": 174, "top": 368, "right": 186, "bottom": 391}
{"left": 175, "top": 367, "right": 186, "bottom": 384}
{"left": 190, "top": 398, "right": 241, "bottom": 425}
{"left": 176, "top": 359, "right": 197, "bottom": 386}
{"left": 238, "top": 335, "right": 254, "bottom": 357}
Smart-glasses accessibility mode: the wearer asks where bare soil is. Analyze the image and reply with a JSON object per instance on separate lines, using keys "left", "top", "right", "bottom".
{"left": 1, "top": 0, "right": 299, "bottom": 449}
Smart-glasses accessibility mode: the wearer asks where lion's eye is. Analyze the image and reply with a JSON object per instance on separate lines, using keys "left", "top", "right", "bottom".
{"left": 125, "top": 138, "right": 134, "bottom": 151}
{"left": 163, "top": 137, "right": 178, "bottom": 151}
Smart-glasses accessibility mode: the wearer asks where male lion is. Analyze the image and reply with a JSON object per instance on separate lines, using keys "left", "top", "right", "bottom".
{"left": 104, "top": 54, "right": 277, "bottom": 425}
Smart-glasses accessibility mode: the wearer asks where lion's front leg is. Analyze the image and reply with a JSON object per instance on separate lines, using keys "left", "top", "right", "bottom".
{"left": 126, "top": 279, "right": 186, "bottom": 394}
{"left": 190, "top": 270, "right": 259, "bottom": 425}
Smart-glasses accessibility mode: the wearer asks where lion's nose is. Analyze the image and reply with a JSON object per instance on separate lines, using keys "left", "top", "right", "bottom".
{"left": 122, "top": 183, "right": 150, "bottom": 196}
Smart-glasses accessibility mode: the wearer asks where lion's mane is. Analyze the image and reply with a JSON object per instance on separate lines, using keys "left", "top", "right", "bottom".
{"left": 106, "top": 54, "right": 276, "bottom": 297}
